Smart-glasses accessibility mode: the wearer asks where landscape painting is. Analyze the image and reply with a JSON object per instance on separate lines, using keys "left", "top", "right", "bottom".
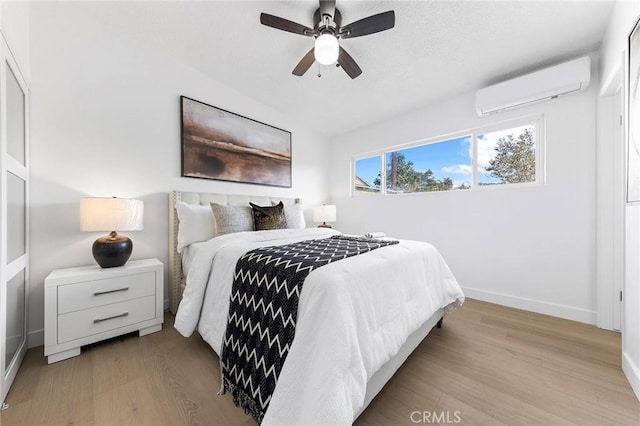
{"left": 181, "top": 96, "right": 292, "bottom": 188}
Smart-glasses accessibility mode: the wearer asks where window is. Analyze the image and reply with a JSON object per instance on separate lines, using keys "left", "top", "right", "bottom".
{"left": 352, "top": 117, "right": 542, "bottom": 196}
{"left": 354, "top": 156, "right": 381, "bottom": 195}
{"left": 386, "top": 136, "right": 471, "bottom": 194}
{"left": 477, "top": 124, "right": 536, "bottom": 186}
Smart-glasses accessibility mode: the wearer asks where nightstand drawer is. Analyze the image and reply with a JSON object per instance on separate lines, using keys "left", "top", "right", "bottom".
{"left": 58, "top": 271, "right": 155, "bottom": 314}
{"left": 57, "top": 295, "right": 156, "bottom": 343}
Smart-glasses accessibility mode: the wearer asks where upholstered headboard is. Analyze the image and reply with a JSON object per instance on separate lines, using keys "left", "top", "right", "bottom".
{"left": 168, "top": 191, "right": 301, "bottom": 314}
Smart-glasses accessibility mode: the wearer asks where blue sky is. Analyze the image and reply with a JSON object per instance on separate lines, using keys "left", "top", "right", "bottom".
{"left": 355, "top": 135, "right": 473, "bottom": 187}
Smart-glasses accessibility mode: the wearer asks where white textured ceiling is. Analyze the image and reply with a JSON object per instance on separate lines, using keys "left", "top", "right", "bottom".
{"left": 74, "top": 0, "right": 614, "bottom": 137}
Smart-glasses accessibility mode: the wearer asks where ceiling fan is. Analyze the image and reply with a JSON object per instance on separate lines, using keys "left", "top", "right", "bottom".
{"left": 260, "top": 0, "right": 395, "bottom": 79}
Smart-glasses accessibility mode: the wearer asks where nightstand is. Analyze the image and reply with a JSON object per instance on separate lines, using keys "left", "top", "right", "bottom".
{"left": 44, "top": 258, "right": 164, "bottom": 364}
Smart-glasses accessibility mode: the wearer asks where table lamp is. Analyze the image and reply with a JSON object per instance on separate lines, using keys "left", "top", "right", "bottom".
{"left": 80, "top": 197, "right": 143, "bottom": 268}
{"left": 313, "top": 204, "right": 336, "bottom": 228}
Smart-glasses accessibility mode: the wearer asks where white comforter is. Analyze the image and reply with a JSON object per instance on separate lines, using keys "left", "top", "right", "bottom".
{"left": 175, "top": 228, "right": 464, "bottom": 425}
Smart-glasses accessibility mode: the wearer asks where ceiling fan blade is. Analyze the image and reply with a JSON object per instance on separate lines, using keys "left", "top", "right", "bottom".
{"left": 260, "top": 13, "right": 315, "bottom": 36}
{"left": 337, "top": 46, "right": 362, "bottom": 79}
{"left": 319, "top": 0, "right": 336, "bottom": 21}
{"left": 339, "top": 10, "right": 395, "bottom": 39}
{"left": 292, "top": 48, "right": 316, "bottom": 76}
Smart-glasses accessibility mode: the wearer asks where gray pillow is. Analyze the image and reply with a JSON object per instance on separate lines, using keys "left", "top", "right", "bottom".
{"left": 272, "top": 202, "right": 306, "bottom": 229}
{"left": 250, "top": 202, "right": 288, "bottom": 231}
{"left": 210, "top": 203, "right": 254, "bottom": 235}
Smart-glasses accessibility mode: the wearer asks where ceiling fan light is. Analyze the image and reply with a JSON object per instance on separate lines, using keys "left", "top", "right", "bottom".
{"left": 314, "top": 34, "right": 339, "bottom": 65}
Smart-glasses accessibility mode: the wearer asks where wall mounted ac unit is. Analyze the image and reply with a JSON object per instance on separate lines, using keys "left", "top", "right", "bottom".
{"left": 475, "top": 56, "right": 591, "bottom": 116}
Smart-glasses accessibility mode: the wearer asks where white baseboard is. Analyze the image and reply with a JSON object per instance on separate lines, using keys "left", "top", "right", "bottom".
{"left": 27, "top": 328, "right": 43, "bottom": 349}
{"left": 461, "top": 286, "right": 597, "bottom": 325}
{"left": 623, "top": 351, "right": 640, "bottom": 401}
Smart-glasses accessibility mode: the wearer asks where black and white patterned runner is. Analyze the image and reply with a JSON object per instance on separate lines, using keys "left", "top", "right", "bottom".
{"left": 220, "top": 235, "right": 399, "bottom": 422}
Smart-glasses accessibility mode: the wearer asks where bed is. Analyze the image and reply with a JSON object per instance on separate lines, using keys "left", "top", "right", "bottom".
{"left": 169, "top": 191, "right": 464, "bottom": 424}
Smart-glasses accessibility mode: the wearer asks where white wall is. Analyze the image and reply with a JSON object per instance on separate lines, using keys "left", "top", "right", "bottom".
{"left": 27, "top": 2, "right": 331, "bottom": 346}
{"left": 0, "top": 0, "right": 30, "bottom": 84}
{"left": 329, "top": 59, "right": 599, "bottom": 325}
{"left": 599, "top": 0, "right": 640, "bottom": 402}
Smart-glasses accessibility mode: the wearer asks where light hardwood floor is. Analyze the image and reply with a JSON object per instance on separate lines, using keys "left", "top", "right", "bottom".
{"left": 1, "top": 299, "right": 639, "bottom": 425}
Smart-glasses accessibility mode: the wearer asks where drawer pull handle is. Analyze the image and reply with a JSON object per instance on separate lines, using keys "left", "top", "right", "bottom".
{"left": 94, "top": 287, "right": 129, "bottom": 296}
{"left": 93, "top": 312, "right": 129, "bottom": 323}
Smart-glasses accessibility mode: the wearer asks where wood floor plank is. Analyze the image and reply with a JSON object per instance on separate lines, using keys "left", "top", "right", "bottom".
{"left": 392, "top": 359, "right": 575, "bottom": 425}
{"left": 433, "top": 393, "right": 508, "bottom": 426}
{"left": 416, "top": 342, "right": 634, "bottom": 425}
{"left": 94, "top": 377, "right": 167, "bottom": 426}
{"left": 1, "top": 299, "right": 638, "bottom": 426}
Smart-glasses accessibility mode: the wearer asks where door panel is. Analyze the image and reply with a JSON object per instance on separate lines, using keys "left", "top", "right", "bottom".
{"left": 1, "top": 40, "right": 29, "bottom": 405}
{"left": 6, "top": 65, "right": 24, "bottom": 166}
{"left": 6, "top": 171, "right": 25, "bottom": 263}
{"left": 4, "top": 270, "right": 24, "bottom": 373}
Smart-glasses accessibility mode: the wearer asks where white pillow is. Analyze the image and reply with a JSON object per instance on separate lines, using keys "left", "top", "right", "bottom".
{"left": 175, "top": 202, "right": 216, "bottom": 253}
{"left": 210, "top": 203, "right": 254, "bottom": 235}
{"left": 283, "top": 203, "right": 306, "bottom": 229}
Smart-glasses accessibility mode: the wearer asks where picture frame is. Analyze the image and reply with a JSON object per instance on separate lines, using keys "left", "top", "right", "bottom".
{"left": 181, "top": 96, "right": 292, "bottom": 188}
{"left": 627, "top": 16, "right": 640, "bottom": 203}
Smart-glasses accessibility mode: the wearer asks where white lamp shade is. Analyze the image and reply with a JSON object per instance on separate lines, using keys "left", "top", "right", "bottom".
{"left": 80, "top": 197, "right": 144, "bottom": 232}
{"left": 314, "top": 34, "right": 339, "bottom": 65}
{"left": 313, "top": 204, "right": 337, "bottom": 223}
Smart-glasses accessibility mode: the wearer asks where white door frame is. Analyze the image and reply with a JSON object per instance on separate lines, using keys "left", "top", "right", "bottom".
{"left": 596, "top": 55, "right": 625, "bottom": 331}
{"left": 613, "top": 82, "right": 624, "bottom": 331}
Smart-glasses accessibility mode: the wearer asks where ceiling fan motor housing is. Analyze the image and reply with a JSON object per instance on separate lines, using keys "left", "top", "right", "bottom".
{"left": 314, "top": 8, "right": 341, "bottom": 35}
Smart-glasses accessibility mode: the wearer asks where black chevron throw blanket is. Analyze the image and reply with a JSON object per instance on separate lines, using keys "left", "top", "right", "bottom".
{"left": 220, "top": 235, "right": 399, "bottom": 422}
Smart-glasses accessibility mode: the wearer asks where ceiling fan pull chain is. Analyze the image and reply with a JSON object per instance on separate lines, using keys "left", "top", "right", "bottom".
{"left": 317, "top": 63, "right": 322, "bottom": 78}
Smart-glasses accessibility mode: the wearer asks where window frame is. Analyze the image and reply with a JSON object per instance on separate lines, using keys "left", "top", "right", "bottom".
{"left": 351, "top": 115, "right": 545, "bottom": 197}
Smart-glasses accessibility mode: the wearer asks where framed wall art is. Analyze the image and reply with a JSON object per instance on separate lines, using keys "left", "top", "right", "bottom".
{"left": 627, "top": 16, "right": 640, "bottom": 203}
{"left": 181, "top": 96, "right": 292, "bottom": 188}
